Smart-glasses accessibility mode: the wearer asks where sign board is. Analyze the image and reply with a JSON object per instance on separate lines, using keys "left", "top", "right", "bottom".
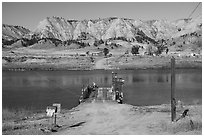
{"left": 46, "top": 106, "right": 57, "bottom": 117}
{"left": 53, "top": 103, "right": 61, "bottom": 114}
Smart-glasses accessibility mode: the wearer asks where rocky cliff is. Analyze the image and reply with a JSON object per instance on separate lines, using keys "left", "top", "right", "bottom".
{"left": 2, "top": 15, "right": 202, "bottom": 47}
{"left": 2, "top": 24, "right": 30, "bottom": 41}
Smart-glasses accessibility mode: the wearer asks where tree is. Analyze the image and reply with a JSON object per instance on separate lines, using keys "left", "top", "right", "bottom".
{"left": 93, "top": 41, "right": 98, "bottom": 47}
{"left": 86, "top": 51, "right": 89, "bottom": 56}
{"left": 98, "top": 39, "right": 104, "bottom": 44}
{"left": 131, "top": 46, "right": 139, "bottom": 55}
{"left": 90, "top": 56, "right": 94, "bottom": 63}
{"left": 103, "top": 48, "right": 109, "bottom": 57}
{"left": 105, "top": 41, "right": 108, "bottom": 46}
{"left": 156, "top": 44, "right": 165, "bottom": 55}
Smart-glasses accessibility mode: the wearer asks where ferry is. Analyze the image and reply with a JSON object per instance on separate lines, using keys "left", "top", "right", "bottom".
{"left": 79, "top": 72, "right": 124, "bottom": 104}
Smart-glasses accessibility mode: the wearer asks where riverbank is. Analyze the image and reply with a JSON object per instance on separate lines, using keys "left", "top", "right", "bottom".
{"left": 2, "top": 102, "right": 202, "bottom": 135}
{"left": 2, "top": 46, "right": 202, "bottom": 71}
{"left": 2, "top": 54, "right": 202, "bottom": 71}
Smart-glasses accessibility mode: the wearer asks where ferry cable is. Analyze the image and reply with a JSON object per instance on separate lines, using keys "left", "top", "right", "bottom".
{"left": 188, "top": 2, "right": 201, "bottom": 19}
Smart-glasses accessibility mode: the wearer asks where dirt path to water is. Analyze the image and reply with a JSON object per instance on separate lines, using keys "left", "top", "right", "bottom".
{"left": 94, "top": 58, "right": 108, "bottom": 69}
{"left": 53, "top": 102, "right": 201, "bottom": 135}
{"left": 2, "top": 101, "right": 201, "bottom": 135}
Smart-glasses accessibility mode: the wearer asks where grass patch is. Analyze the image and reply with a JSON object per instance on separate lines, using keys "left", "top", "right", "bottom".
{"left": 2, "top": 107, "right": 46, "bottom": 133}
{"left": 160, "top": 118, "right": 202, "bottom": 134}
{"left": 2, "top": 107, "right": 44, "bottom": 121}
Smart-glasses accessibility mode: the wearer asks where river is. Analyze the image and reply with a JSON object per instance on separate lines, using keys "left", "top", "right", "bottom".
{"left": 2, "top": 69, "right": 202, "bottom": 110}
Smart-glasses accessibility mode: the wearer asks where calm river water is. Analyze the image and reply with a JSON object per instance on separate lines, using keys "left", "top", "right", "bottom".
{"left": 2, "top": 69, "right": 202, "bottom": 110}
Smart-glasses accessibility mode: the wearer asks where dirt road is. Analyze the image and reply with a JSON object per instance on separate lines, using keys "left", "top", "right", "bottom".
{"left": 53, "top": 102, "right": 201, "bottom": 135}
{"left": 2, "top": 101, "right": 201, "bottom": 135}
{"left": 94, "top": 57, "right": 108, "bottom": 69}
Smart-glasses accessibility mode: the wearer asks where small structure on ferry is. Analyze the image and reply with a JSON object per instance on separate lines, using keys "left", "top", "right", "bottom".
{"left": 79, "top": 72, "right": 124, "bottom": 104}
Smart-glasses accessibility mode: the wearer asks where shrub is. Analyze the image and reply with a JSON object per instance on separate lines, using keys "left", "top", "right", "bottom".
{"left": 2, "top": 39, "right": 19, "bottom": 46}
{"left": 131, "top": 46, "right": 139, "bottom": 55}
{"left": 103, "top": 48, "right": 109, "bottom": 56}
{"left": 156, "top": 44, "right": 166, "bottom": 55}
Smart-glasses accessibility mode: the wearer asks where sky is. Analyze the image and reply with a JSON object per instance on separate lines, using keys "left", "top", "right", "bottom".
{"left": 2, "top": 2, "right": 202, "bottom": 31}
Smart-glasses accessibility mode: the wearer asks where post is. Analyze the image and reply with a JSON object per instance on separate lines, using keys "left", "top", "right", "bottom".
{"left": 171, "top": 56, "right": 176, "bottom": 121}
{"left": 54, "top": 113, "right": 57, "bottom": 126}
{"left": 112, "top": 72, "right": 117, "bottom": 91}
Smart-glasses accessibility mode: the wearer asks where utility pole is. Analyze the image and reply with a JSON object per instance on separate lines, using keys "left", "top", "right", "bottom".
{"left": 171, "top": 56, "right": 176, "bottom": 121}
{"left": 112, "top": 72, "right": 117, "bottom": 91}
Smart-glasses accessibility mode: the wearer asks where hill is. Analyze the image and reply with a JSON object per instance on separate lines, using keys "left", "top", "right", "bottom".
{"left": 2, "top": 16, "right": 202, "bottom": 71}
{"left": 2, "top": 15, "right": 201, "bottom": 48}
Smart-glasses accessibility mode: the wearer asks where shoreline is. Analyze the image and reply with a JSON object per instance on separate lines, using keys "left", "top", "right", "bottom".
{"left": 2, "top": 55, "right": 202, "bottom": 71}
{"left": 2, "top": 62, "right": 202, "bottom": 71}
{"left": 2, "top": 66, "right": 202, "bottom": 72}
{"left": 2, "top": 102, "right": 202, "bottom": 135}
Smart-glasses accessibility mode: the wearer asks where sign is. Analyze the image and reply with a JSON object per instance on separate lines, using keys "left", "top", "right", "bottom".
{"left": 53, "top": 103, "right": 61, "bottom": 114}
{"left": 46, "top": 106, "right": 57, "bottom": 117}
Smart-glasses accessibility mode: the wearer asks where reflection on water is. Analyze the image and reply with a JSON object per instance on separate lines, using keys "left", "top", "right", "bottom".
{"left": 130, "top": 74, "right": 169, "bottom": 83}
{"left": 2, "top": 69, "right": 202, "bottom": 110}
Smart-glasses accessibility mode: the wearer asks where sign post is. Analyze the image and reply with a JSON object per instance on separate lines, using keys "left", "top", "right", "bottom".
{"left": 46, "top": 103, "right": 61, "bottom": 127}
{"left": 171, "top": 57, "right": 176, "bottom": 121}
{"left": 52, "top": 103, "right": 61, "bottom": 127}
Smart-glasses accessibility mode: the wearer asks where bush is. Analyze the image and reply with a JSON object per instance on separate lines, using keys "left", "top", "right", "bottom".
{"left": 86, "top": 51, "right": 89, "bottom": 55}
{"left": 155, "top": 44, "right": 166, "bottom": 55}
{"left": 2, "top": 39, "right": 19, "bottom": 46}
{"left": 93, "top": 39, "right": 104, "bottom": 47}
{"left": 64, "top": 39, "right": 90, "bottom": 48}
{"left": 131, "top": 46, "right": 139, "bottom": 55}
{"left": 103, "top": 48, "right": 109, "bottom": 56}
